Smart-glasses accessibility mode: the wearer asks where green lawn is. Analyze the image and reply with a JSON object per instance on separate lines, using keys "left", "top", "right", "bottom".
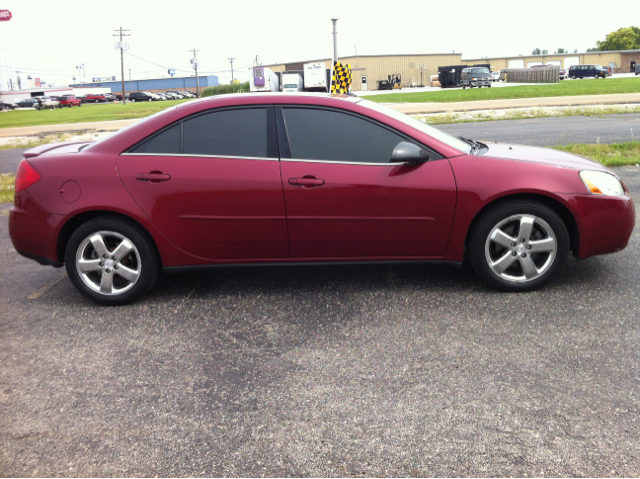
{"left": 553, "top": 141, "right": 640, "bottom": 167}
{"left": 0, "top": 99, "right": 191, "bottom": 129}
{"left": 368, "top": 77, "right": 640, "bottom": 103}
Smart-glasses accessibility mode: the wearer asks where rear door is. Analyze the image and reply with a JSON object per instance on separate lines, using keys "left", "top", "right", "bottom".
{"left": 118, "top": 106, "right": 289, "bottom": 260}
{"left": 277, "top": 106, "right": 457, "bottom": 259}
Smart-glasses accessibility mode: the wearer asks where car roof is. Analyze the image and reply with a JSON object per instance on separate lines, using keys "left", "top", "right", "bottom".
{"left": 176, "top": 92, "right": 363, "bottom": 110}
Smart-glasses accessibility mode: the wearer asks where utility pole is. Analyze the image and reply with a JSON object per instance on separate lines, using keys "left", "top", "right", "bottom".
{"left": 330, "top": 19, "right": 338, "bottom": 93}
{"left": 189, "top": 48, "right": 199, "bottom": 98}
{"left": 228, "top": 57, "right": 236, "bottom": 84}
{"left": 254, "top": 55, "right": 259, "bottom": 66}
{"left": 128, "top": 68, "right": 132, "bottom": 93}
{"left": 113, "top": 27, "right": 130, "bottom": 104}
{"left": 15, "top": 70, "right": 21, "bottom": 90}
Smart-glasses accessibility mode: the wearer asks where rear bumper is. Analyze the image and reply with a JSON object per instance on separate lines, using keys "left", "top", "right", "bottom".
{"left": 560, "top": 193, "right": 636, "bottom": 259}
{"left": 9, "top": 191, "right": 66, "bottom": 266}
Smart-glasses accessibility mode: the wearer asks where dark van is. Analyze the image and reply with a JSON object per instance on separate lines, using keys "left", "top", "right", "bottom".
{"left": 568, "top": 64, "right": 608, "bottom": 79}
{"left": 460, "top": 67, "right": 492, "bottom": 88}
{"left": 636, "top": 64, "right": 640, "bottom": 75}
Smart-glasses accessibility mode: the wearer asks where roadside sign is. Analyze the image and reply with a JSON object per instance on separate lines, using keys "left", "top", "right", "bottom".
{"left": 0, "top": 10, "right": 12, "bottom": 21}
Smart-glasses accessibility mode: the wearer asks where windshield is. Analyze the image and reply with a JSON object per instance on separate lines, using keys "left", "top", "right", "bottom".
{"left": 472, "top": 68, "right": 490, "bottom": 74}
{"left": 284, "top": 84, "right": 298, "bottom": 88}
{"left": 359, "top": 99, "right": 472, "bottom": 154}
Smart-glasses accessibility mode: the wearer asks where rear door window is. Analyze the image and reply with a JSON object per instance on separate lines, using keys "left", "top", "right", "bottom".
{"left": 183, "top": 108, "right": 269, "bottom": 158}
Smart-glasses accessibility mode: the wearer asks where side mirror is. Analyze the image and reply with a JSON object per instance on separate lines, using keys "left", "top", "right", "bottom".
{"left": 390, "top": 141, "right": 430, "bottom": 164}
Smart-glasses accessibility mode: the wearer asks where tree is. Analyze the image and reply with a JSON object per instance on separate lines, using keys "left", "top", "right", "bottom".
{"left": 532, "top": 48, "right": 541, "bottom": 55}
{"left": 542, "top": 49, "right": 548, "bottom": 54}
{"left": 596, "top": 26, "right": 640, "bottom": 51}
{"left": 586, "top": 47, "right": 599, "bottom": 52}
{"left": 557, "top": 48, "right": 566, "bottom": 54}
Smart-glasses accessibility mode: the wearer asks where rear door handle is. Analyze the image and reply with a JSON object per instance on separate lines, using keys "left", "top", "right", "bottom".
{"left": 288, "top": 177, "right": 325, "bottom": 187}
{"left": 136, "top": 172, "right": 171, "bottom": 182}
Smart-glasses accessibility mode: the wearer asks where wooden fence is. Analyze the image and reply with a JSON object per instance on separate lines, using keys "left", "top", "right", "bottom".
{"left": 503, "top": 68, "right": 559, "bottom": 83}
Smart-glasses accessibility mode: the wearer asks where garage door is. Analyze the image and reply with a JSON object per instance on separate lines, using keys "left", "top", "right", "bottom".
{"left": 508, "top": 59, "right": 524, "bottom": 68}
{"left": 564, "top": 56, "right": 580, "bottom": 69}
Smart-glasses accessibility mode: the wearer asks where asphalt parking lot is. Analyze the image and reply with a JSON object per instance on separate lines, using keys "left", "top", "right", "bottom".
{"left": 1, "top": 163, "right": 640, "bottom": 476}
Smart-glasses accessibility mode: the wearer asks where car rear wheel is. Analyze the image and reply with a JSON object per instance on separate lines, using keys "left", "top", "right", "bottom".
{"left": 468, "top": 200, "right": 569, "bottom": 292}
{"left": 65, "top": 217, "right": 160, "bottom": 305}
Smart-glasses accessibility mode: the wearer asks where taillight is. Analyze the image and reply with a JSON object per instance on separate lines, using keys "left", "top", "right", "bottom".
{"left": 15, "top": 159, "right": 41, "bottom": 193}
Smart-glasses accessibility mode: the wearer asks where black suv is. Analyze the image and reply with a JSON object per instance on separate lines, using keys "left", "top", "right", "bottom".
{"left": 129, "top": 92, "right": 155, "bottom": 102}
{"left": 460, "top": 67, "right": 492, "bottom": 88}
{"left": 568, "top": 64, "right": 608, "bottom": 79}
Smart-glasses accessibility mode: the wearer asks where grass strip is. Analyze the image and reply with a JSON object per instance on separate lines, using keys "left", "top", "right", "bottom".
{"left": 0, "top": 174, "right": 15, "bottom": 203}
{"left": 368, "top": 77, "right": 640, "bottom": 104}
{"left": 419, "top": 105, "right": 640, "bottom": 125}
{"left": 553, "top": 141, "right": 640, "bottom": 167}
{"left": 0, "top": 99, "right": 191, "bottom": 129}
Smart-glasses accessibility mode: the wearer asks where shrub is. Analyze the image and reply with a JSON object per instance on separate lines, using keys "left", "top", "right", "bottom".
{"left": 201, "top": 82, "right": 250, "bottom": 97}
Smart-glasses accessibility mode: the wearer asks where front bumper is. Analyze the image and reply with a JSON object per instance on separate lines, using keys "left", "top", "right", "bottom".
{"left": 470, "top": 80, "right": 491, "bottom": 87}
{"left": 559, "top": 192, "right": 636, "bottom": 259}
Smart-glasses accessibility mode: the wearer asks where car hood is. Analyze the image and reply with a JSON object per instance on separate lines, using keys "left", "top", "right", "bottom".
{"left": 483, "top": 143, "right": 609, "bottom": 172}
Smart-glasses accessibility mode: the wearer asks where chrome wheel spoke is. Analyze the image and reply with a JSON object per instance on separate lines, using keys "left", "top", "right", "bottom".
{"left": 519, "top": 256, "right": 539, "bottom": 279}
{"left": 529, "top": 238, "right": 556, "bottom": 254}
{"left": 115, "top": 265, "right": 139, "bottom": 283}
{"left": 491, "top": 252, "right": 517, "bottom": 274}
{"left": 490, "top": 229, "right": 516, "bottom": 249}
{"left": 99, "top": 272, "right": 114, "bottom": 293}
{"left": 90, "top": 234, "right": 109, "bottom": 258}
{"left": 518, "top": 216, "right": 535, "bottom": 241}
{"left": 111, "top": 239, "right": 134, "bottom": 260}
{"left": 78, "top": 258, "right": 102, "bottom": 273}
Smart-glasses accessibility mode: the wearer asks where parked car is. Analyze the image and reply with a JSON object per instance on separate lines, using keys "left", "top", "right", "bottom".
{"left": 32, "top": 97, "right": 60, "bottom": 110}
{"left": 636, "top": 64, "right": 640, "bottom": 75}
{"left": 56, "top": 96, "right": 82, "bottom": 108}
{"left": 491, "top": 71, "right": 500, "bottom": 82}
{"left": 16, "top": 98, "right": 40, "bottom": 109}
{"left": 568, "top": 64, "right": 608, "bottom": 79}
{"left": 104, "top": 93, "right": 116, "bottom": 102}
{"left": 0, "top": 100, "right": 17, "bottom": 111}
{"left": 9, "top": 93, "right": 635, "bottom": 304}
{"left": 559, "top": 69, "right": 567, "bottom": 80}
{"left": 461, "top": 67, "right": 492, "bottom": 88}
{"left": 129, "top": 91, "right": 155, "bottom": 102}
{"left": 83, "top": 93, "right": 109, "bottom": 103}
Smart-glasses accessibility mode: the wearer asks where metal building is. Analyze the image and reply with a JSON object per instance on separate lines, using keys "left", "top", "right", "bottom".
{"left": 265, "top": 49, "right": 640, "bottom": 91}
{"left": 69, "top": 75, "right": 219, "bottom": 94}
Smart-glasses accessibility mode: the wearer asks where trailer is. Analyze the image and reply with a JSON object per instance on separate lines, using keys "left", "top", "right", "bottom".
{"left": 303, "top": 62, "right": 328, "bottom": 92}
{"left": 249, "top": 66, "right": 280, "bottom": 92}
{"left": 282, "top": 73, "right": 303, "bottom": 92}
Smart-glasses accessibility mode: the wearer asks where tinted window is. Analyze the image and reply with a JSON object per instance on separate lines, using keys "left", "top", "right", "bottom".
{"left": 183, "top": 108, "right": 268, "bottom": 158}
{"left": 131, "top": 124, "right": 181, "bottom": 154}
{"left": 472, "top": 68, "right": 490, "bottom": 74}
{"left": 283, "top": 108, "right": 405, "bottom": 164}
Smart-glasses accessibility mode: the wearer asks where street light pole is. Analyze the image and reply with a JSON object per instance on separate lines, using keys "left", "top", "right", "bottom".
{"left": 330, "top": 19, "right": 338, "bottom": 93}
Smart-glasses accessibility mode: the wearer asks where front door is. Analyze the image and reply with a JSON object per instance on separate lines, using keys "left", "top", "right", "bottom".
{"left": 118, "top": 106, "right": 289, "bottom": 261}
{"left": 278, "top": 107, "right": 457, "bottom": 259}
{"left": 361, "top": 76, "right": 368, "bottom": 91}
{"left": 632, "top": 61, "right": 637, "bottom": 73}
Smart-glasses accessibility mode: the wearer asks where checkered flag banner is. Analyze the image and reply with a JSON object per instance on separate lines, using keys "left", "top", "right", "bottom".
{"left": 331, "top": 61, "right": 352, "bottom": 94}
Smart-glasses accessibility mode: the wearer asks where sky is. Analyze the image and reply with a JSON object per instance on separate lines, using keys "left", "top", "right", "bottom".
{"left": 0, "top": 0, "right": 637, "bottom": 90}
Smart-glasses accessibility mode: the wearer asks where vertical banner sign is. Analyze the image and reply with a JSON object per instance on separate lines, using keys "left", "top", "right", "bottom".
{"left": 0, "top": 10, "right": 12, "bottom": 21}
{"left": 331, "top": 61, "right": 352, "bottom": 94}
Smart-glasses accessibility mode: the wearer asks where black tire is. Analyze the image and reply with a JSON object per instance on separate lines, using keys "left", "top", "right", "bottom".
{"left": 65, "top": 216, "right": 160, "bottom": 305}
{"left": 468, "top": 199, "right": 569, "bottom": 292}
{"left": 78, "top": 102, "right": 82, "bottom": 107}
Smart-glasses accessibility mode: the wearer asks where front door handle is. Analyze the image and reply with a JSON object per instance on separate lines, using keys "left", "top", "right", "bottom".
{"left": 136, "top": 172, "right": 171, "bottom": 183}
{"left": 288, "top": 177, "right": 325, "bottom": 187}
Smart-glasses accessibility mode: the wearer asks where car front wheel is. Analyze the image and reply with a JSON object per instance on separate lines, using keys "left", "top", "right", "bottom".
{"left": 468, "top": 200, "right": 569, "bottom": 292}
{"left": 65, "top": 217, "right": 160, "bottom": 305}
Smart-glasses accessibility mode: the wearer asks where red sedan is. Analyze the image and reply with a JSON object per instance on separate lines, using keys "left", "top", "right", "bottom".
{"left": 9, "top": 93, "right": 635, "bottom": 304}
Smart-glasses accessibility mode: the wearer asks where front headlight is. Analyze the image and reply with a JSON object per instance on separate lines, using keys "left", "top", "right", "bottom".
{"left": 579, "top": 171, "right": 624, "bottom": 196}
{"left": 471, "top": 78, "right": 477, "bottom": 81}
